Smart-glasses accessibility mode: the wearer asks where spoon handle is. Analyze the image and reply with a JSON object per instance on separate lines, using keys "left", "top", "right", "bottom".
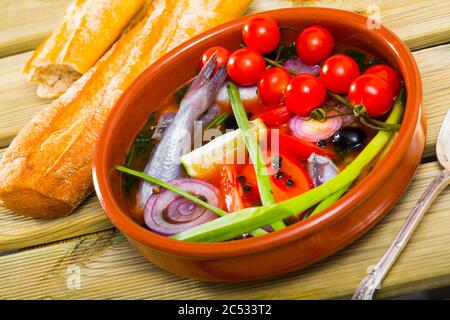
{"left": 353, "top": 170, "right": 450, "bottom": 300}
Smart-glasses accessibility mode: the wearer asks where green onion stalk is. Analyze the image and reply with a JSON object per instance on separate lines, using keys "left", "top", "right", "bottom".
{"left": 171, "top": 91, "right": 404, "bottom": 242}
{"left": 227, "top": 82, "right": 286, "bottom": 231}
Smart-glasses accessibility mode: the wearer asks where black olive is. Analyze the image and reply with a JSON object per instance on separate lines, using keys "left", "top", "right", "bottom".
{"left": 285, "top": 179, "right": 294, "bottom": 186}
{"left": 331, "top": 127, "right": 367, "bottom": 150}
{"left": 243, "top": 185, "right": 252, "bottom": 192}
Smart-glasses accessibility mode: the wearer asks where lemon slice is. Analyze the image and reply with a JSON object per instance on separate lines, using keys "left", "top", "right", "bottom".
{"left": 181, "top": 118, "right": 266, "bottom": 178}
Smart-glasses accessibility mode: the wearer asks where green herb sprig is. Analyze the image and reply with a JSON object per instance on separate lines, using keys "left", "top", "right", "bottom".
{"left": 205, "top": 112, "right": 229, "bottom": 130}
{"left": 122, "top": 112, "right": 157, "bottom": 192}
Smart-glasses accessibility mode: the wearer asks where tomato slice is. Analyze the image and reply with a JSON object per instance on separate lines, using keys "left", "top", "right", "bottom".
{"left": 219, "top": 165, "right": 245, "bottom": 213}
{"left": 268, "top": 130, "right": 337, "bottom": 160}
{"left": 235, "top": 150, "right": 312, "bottom": 204}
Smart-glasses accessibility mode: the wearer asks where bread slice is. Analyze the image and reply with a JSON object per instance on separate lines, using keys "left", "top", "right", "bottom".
{"left": 0, "top": 0, "right": 251, "bottom": 218}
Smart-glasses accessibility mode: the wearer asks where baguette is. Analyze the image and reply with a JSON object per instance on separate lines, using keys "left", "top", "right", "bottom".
{"left": 0, "top": 0, "right": 251, "bottom": 218}
{"left": 23, "top": 0, "right": 147, "bottom": 99}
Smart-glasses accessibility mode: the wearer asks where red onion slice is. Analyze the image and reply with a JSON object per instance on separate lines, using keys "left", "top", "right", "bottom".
{"left": 289, "top": 110, "right": 343, "bottom": 142}
{"left": 283, "top": 58, "right": 320, "bottom": 75}
{"left": 144, "top": 178, "right": 220, "bottom": 236}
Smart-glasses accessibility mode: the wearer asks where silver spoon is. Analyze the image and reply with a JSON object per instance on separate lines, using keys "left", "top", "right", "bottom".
{"left": 352, "top": 109, "right": 450, "bottom": 300}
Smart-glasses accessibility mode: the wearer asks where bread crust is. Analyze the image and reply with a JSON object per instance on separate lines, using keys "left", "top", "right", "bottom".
{"left": 23, "top": 0, "right": 147, "bottom": 98}
{"left": 0, "top": 0, "right": 251, "bottom": 218}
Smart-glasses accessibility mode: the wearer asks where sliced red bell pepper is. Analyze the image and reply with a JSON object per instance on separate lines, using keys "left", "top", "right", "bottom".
{"left": 268, "top": 129, "right": 337, "bottom": 160}
{"left": 251, "top": 106, "right": 292, "bottom": 127}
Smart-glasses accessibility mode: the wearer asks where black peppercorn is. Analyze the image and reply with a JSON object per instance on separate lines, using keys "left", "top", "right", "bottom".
{"left": 285, "top": 179, "right": 294, "bottom": 186}
{"left": 275, "top": 171, "right": 285, "bottom": 179}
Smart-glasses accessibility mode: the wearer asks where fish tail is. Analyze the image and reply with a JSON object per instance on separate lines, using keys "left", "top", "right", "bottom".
{"left": 186, "top": 53, "right": 217, "bottom": 93}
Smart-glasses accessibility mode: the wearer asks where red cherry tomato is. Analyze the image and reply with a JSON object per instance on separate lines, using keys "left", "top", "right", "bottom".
{"left": 348, "top": 74, "right": 394, "bottom": 118}
{"left": 242, "top": 14, "right": 280, "bottom": 54}
{"left": 257, "top": 67, "right": 292, "bottom": 105}
{"left": 284, "top": 74, "right": 326, "bottom": 115}
{"left": 227, "top": 48, "right": 266, "bottom": 86}
{"left": 320, "top": 54, "right": 360, "bottom": 93}
{"left": 364, "top": 64, "right": 401, "bottom": 96}
{"left": 199, "top": 46, "right": 231, "bottom": 70}
{"left": 296, "top": 25, "right": 334, "bottom": 65}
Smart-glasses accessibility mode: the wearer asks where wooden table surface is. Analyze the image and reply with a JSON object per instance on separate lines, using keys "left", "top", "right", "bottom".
{"left": 1, "top": 0, "right": 450, "bottom": 300}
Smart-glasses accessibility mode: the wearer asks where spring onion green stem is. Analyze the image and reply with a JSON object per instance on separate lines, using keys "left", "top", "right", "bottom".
{"left": 115, "top": 166, "right": 268, "bottom": 237}
{"left": 227, "top": 82, "right": 286, "bottom": 231}
{"left": 310, "top": 185, "right": 349, "bottom": 217}
{"left": 171, "top": 91, "right": 404, "bottom": 242}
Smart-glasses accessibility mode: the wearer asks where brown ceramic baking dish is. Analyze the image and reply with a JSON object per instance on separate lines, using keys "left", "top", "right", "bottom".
{"left": 93, "top": 8, "right": 425, "bottom": 281}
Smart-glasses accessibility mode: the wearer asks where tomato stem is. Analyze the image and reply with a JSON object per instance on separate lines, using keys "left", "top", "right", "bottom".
{"left": 263, "top": 57, "right": 298, "bottom": 75}
{"left": 326, "top": 90, "right": 402, "bottom": 131}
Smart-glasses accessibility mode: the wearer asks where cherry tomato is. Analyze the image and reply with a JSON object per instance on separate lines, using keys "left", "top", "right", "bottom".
{"left": 257, "top": 67, "right": 292, "bottom": 105}
{"left": 364, "top": 64, "right": 401, "bottom": 96}
{"left": 284, "top": 74, "right": 326, "bottom": 115}
{"left": 242, "top": 14, "right": 280, "bottom": 54}
{"left": 227, "top": 48, "right": 266, "bottom": 86}
{"left": 348, "top": 74, "right": 394, "bottom": 118}
{"left": 320, "top": 54, "right": 360, "bottom": 93}
{"left": 252, "top": 106, "right": 292, "bottom": 127}
{"left": 296, "top": 25, "right": 334, "bottom": 65}
{"left": 199, "top": 46, "right": 231, "bottom": 70}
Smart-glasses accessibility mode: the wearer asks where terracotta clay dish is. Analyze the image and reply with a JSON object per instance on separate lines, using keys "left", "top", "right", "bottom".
{"left": 93, "top": 7, "right": 425, "bottom": 281}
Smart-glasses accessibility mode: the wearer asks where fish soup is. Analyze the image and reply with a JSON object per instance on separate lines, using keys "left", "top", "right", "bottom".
{"left": 118, "top": 15, "right": 404, "bottom": 242}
